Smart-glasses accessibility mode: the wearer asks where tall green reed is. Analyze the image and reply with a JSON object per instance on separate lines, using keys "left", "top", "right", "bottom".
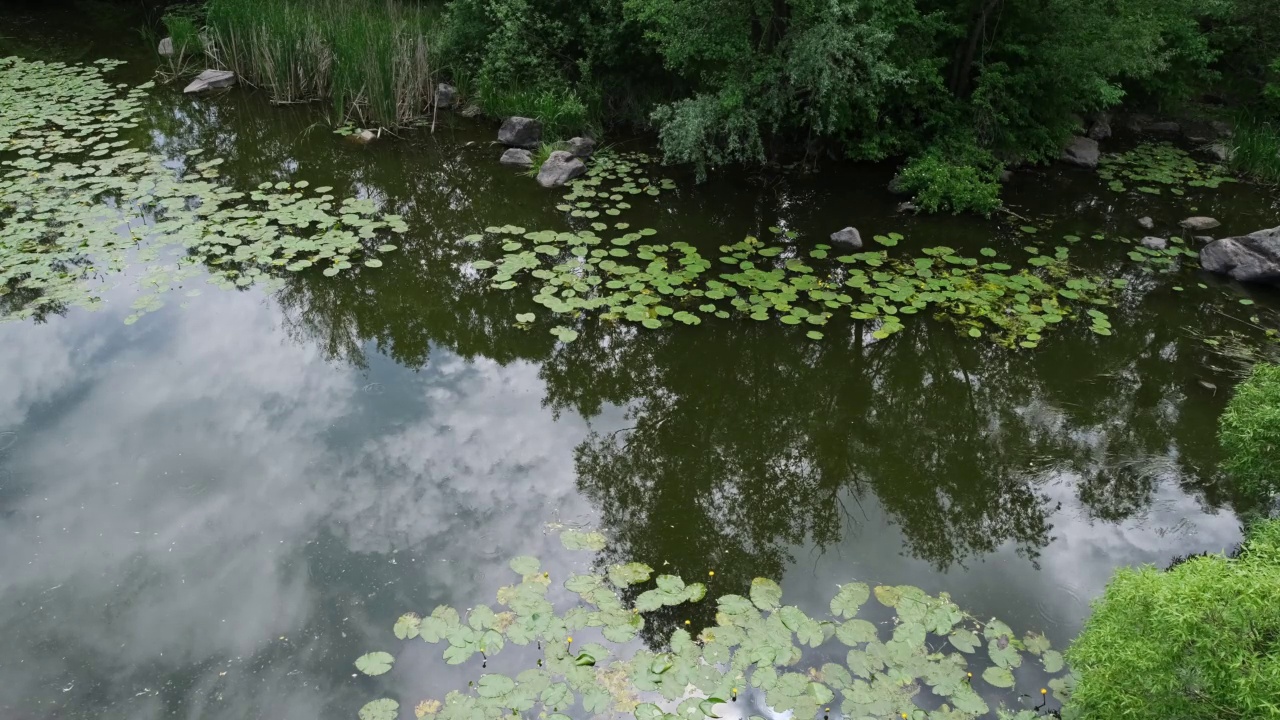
{"left": 1226, "top": 114, "right": 1280, "bottom": 184}
{"left": 203, "top": 0, "right": 444, "bottom": 128}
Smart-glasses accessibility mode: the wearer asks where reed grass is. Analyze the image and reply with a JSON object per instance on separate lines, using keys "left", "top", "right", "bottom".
{"left": 1227, "top": 114, "right": 1280, "bottom": 184}
{"left": 203, "top": 0, "right": 444, "bottom": 127}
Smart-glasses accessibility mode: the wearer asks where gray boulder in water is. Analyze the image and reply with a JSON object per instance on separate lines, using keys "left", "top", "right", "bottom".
{"left": 536, "top": 151, "right": 586, "bottom": 188}
{"left": 499, "top": 148, "right": 533, "bottom": 168}
{"left": 830, "top": 227, "right": 863, "bottom": 248}
{"left": 567, "top": 137, "right": 595, "bottom": 158}
{"left": 498, "top": 116, "right": 542, "bottom": 148}
{"left": 1180, "top": 216, "right": 1221, "bottom": 231}
{"left": 1060, "top": 136, "right": 1099, "bottom": 168}
{"left": 183, "top": 70, "right": 236, "bottom": 94}
{"left": 1200, "top": 226, "right": 1280, "bottom": 285}
{"left": 158, "top": 37, "right": 175, "bottom": 57}
{"left": 1140, "top": 236, "right": 1168, "bottom": 251}
{"left": 436, "top": 83, "right": 457, "bottom": 108}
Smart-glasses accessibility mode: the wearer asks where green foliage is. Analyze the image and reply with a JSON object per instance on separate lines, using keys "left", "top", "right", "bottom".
{"left": 360, "top": 539, "right": 1072, "bottom": 720}
{"left": 1098, "top": 142, "right": 1236, "bottom": 194}
{"left": 1066, "top": 519, "right": 1280, "bottom": 719}
{"left": 162, "top": 6, "right": 205, "bottom": 59}
{"left": 1226, "top": 116, "right": 1280, "bottom": 185}
{"left": 1220, "top": 364, "right": 1280, "bottom": 498}
{"left": 204, "top": 0, "right": 444, "bottom": 127}
{"left": 0, "top": 57, "right": 405, "bottom": 323}
{"left": 895, "top": 140, "right": 1003, "bottom": 216}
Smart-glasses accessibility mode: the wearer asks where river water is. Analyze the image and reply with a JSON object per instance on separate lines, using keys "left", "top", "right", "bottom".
{"left": 2, "top": 4, "right": 1278, "bottom": 719}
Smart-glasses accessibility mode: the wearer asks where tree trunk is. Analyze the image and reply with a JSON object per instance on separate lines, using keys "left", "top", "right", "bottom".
{"left": 950, "top": 0, "right": 1003, "bottom": 97}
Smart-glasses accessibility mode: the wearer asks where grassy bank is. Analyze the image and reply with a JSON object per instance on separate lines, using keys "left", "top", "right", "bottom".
{"left": 1227, "top": 116, "right": 1280, "bottom": 184}
{"left": 203, "top": 0, "right": 444, "bottom": 127}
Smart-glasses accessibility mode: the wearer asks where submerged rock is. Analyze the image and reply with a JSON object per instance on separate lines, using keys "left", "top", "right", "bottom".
{"left": 1200, "top": 227, "right": 1280, "bottom": 284}
{"left": 350, "top": 129, "right": 377, "bottom": 144}
{"left": 536, "top": 151, "right": 586, "bottom": 188}
{"left": 435, "top": 83, "right": 457, "bottom": 108}
{"left": 183, "top": 69, "right": 236, "bottom": 94}
{"left": 1087, "top": 114, "right": 1112, "bottom": 140}
{"left": 998, "top": 169, "right": 1014, "bottom": 183}
{"left": 567, "top": 137, "right": 595, "bottom": 158}
{"left": 1140, "top": 236, "right": 1168, "bottom": 251}
{"left": 1195, "top": 235, "right": 1215, "bottom": 244}
{"left": 459, "top": 104, "right": 483, "bottom": 118}
{"left": 830, "top": 227, "right": 863, "bottom": 248}
{"left": 896, "top": 201, "right": 919, "bottom": 214}
{"left": 1210, "top": 120, "right": 1234, "bottom": 138}
{"left": 887, "top": 174, "right": 910, "bottom": 195}
{"left": 1138, "top": 216, "right": 1154, "bottom": 230}
{"left": 499, "top": 116, "right": 542, "bottom": 148}
{"left": 1061, "top": 136, "right": 1099, "bottom": 168}
{"left": 1207, "top": 142, "right": 1233, "bottom": 163}
{"left": 158, "top": 37, "right": 175, "bottom": 58}
{"left": 499, "top": 148, "right": 533, "bottom": 168}
{"left": 1182, "top": 120, "right": 1216, "bottom": 144}
{"left": 1180, "top": 216, "right": 1221, "bottom": 231}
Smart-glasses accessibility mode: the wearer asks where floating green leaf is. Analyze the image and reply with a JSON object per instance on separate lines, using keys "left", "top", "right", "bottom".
{"left": 355, "top": 651, "right": 395, "bottom": 676}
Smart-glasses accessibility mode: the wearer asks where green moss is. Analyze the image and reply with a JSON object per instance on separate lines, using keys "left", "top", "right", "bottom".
{"left": 1066, "top": 519, "right": 1280, "bottom": 719}
{"left": 1221, "top": 363, "right": 1280, "bottom": 498}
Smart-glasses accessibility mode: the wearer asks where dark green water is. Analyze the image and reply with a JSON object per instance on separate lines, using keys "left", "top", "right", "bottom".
{"left": 3, "top": 4, "right": 1280, "bottom": 719}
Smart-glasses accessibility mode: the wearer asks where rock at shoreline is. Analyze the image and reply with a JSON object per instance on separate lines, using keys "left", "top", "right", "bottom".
{"left": 998, "top": 169, "right": 1014, "bottom": 183}
{"left": 183, "top": 69, "right": 236, "bottom": 94}
{"left": 1207, "top": 142, "right": 1233, "bottom": 163}
{"left": 158, "top": 37, "right": 175, "bottom": 58}
{"left": 435, "top": 83, "right": 457, "bottom": 109}
{"left": 350, "top": 129, "right": 377, "bottom": 144}
{"left": 499, "top": 116, "right": 542, "bottom": 148}
{"left": 1210, "top": 120, "right": 1234, "bottom": 138}
{"left": 830, "top": 227, "right": 863, "bottom": 248}
{"left": 1182, "top": 121, "right": 1216, "bottom": 144}
{"left": 1125, "top": 114, "right": 1152, "bottom": 133}
{"left": 1139, "top": 216, "right": 1154, "bottom": 230}
{"left": 896, "top": 201, "right": 918, "bottom": 214}
{"left": 1200, "top": 226, "right": 1280, "bottom": 284}
{"left": 1061, "top": 136, "right": 1099, "bottom": 168}
{"left": 1147, "top": 120, "right": 1181, "bottom": 135}
{"left": 1180, "top": 216, "right": 1221, "bottom": 231}
{"left": 499, "top": 148, "right": 533, "bottom": 168}
{"left": 1087, "top": 114, "right": 1112, "bottom": 140}
{"left": 1141, "top": 236, "right": 1168, "bottom": 250}
{"left": 887, "top": 174, "right": 910, "bottom": 195}
{"left": 459, "top": 105, "right": 482, "bottom": 118}
{"left": 536, "top": 151, "right": 585, "bottom": 188}
{"left": 567, "top": 137, "right": 595, "bottom": 158}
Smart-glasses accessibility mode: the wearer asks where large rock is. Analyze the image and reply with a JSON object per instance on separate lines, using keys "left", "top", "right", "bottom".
{"left": 1141, "top": 236, "right": 1168, "bottom": 251}
{"left": 158, "top": 37, "right": 175, "bottom": 57}
{"left": 887, "top": 174, "right": 910, "bottom": 195}
{"left": 1210, "top": 120, "right": 1234, "bottom": 138}
{"left": 1200, "top": 227, "right": 1280, "bottom": 284}
{"left": 1087, "top": 114, "right": 1112, "bottom": 140}
{"left": 1125, "top": 114, "right": 1152, "bottom": 133}
{"left": 830, "top": 227, "right": 863, "bottom": 248}
{"left": 499, "top": 148, "right": 533, "bottom": 168}
{"left": 1138, "top": 216, "right": 1154, "bottom": 230}
{"left": 567, "top": 137, "right": 595, "bottom": 158}
{"left": 183, "top": 69, "right": 236, "bottom": 94}
{"left": 436, "top": 83, "right": 457, "bottom": 108}
{"left": 1061, "top": 136, "right": 1100, "bottom": 168}
{"left": 1207, "top": 142, "right": 1233, "bottom": 163}
{"left": 536, "top": 151, "right": 586, "bottom": 188}
{"left": 498, "top": 116, "right": 542, "bottom": 148}
{"left": 1180, "top": 216, "right": 1221, "bottom": 231}
{"left": 459, "top": 104, "right": 483, "bottom": 118}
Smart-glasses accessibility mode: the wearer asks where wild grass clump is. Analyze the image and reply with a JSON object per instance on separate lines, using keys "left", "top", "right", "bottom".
{"left": 1226, "top": 115, "right": 1280, "bottom": 184}
{"left": 522, "top": 141, "right": 570, "bottom": 177}
{"left": 1220, "top": 363, "right": 1280, "bottom": 498}
{"left": 203, "top": 0, "right": 443, "bottom": 127}
{"left": 1066, "top": 518, "right": 1280, "bottom": 719}
{"left": 163, "top": 7, "right": 205, "bottom": 59}
{"left": 473, "top": 78, "right": 594, "bottom": 139}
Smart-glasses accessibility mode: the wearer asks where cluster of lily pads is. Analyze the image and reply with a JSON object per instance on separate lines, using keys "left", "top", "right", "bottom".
{"left": 352, "top": 530, "right": 1076, "bottom": 720}
{"left": 1097, "top": 143, "right": 1235, "bottom": 195}
{"left": 555, "top": 152, "right": 678, "bottom": 220}
{"left": 0, "top": 56, "right": 405, "bottom": 323}
{"left": 469, "top": 214, "right": 1119, "bottom": 347}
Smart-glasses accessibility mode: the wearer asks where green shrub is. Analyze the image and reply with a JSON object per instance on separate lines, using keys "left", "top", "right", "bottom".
{"left": 1066, "top": 518, "right": 1280, "bottom": 719}
{"left": 895, "top": 139, "right": 1004, "bottom": 216}
{"left": 1220, "top": 363, "right": 1280, "bottom": 497}
{"left": 162, "top": 7, "right": 204, "bottom": 59}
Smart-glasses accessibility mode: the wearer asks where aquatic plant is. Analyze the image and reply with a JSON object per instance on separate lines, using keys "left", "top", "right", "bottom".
{"left": 466, "top": 153, "right": 1114, "bottom": 348}
{"left": 1097, "top": 143, "right": 1235, "bottom": 195}
{"left": 0, "top": 56, "right": 405, "bottom": 323}
{"left": 355, "top": 531, "right": 1074, "bottom": 720}
{"left": 1219, "top": 363, "right": 1280, "bottom": 498}
{"left": 1226, "top": 115, "right": 1280, "bottom": 185}
{"left": 203, "top": 0, "right": 444, "bottom": 127}
{"left": 1067, "top": 518, "right": 1280, "bottom": 719}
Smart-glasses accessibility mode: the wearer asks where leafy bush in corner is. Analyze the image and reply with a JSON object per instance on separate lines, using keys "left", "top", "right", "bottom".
{"left": 1220, "top": 363, "right": 1280, "bottom": 497}
{"left": 1066, "top": 518, "right": 1280, "bottom": 719}
{"left": 896, "top": 140, "right": 1003, "bottom": 216}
